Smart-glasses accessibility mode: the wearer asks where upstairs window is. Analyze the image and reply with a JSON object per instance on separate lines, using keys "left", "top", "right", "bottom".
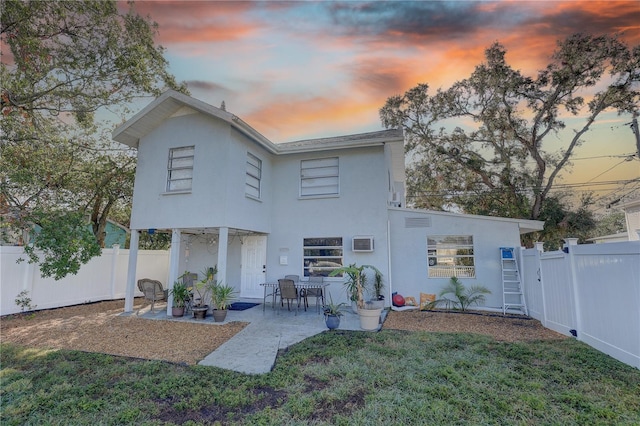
{"left": 303, "top": 237, "right": 343, "bottom": 277}
{"left": 427, "top": 235, "right": 475, "bottom": 278}
{"left": 245, "top": 152, "right": 262, "bottom": 199}
{"left": 167, "top": 146, "right": 194, "bottom": 192}
{"left": 300, "top": 157, "right": 339, "bottom": 197}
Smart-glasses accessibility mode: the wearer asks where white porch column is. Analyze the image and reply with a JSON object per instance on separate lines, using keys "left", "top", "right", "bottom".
{"left": 124, "top": 230, "right": 139, "bottom": 312}
{"left": 166, "top": 229, "right": 181, "bottom": 316}
{"left": 217, "top": 227, "right": 229, "bottom": 284}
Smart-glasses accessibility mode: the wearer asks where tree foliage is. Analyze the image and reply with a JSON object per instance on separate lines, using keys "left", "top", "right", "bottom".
{"left": 380, "top": 34, "right": 639, "bottom": 224}
{"left": 1, "top": 0, "right": 186, "bottom": 278}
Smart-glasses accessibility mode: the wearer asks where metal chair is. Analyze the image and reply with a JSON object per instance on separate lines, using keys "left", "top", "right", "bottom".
{"left": 278, "top": 279, "right": 300, "bottom": 314}
{"left": 182, "top": 273, "right": 198, "bottom": 314}
{"left": 303, "top": 276, "right": 325, "bottom": 312}
{"left": 136, "top": 279, "right": 167, "bottom": 314}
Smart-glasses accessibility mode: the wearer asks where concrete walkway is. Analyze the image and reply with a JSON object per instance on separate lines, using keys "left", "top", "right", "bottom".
{"left": 133, "top": 300, "right": 375, "bottom": 374}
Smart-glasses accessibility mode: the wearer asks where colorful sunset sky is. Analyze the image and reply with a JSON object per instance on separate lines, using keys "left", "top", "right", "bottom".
{"left": 135, "top": 1, "right": 639, "bottom": 212}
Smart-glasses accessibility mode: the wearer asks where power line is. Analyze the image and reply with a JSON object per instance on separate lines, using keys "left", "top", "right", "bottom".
{"left": 583, "top": 158, "right": 634, "bottom": 184}
{"left": 571, "top": 152, "right": 637, "bottom": 161}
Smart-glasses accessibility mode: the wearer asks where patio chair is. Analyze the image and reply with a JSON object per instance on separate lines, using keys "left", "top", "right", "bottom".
{"left": 266, "top": 275, "right": 298, "bottom": 309}
{"left": 137, "top": 279, "right": 167, "bottom": 314}
{"left": 302, "top": 276, "right": 325, "bottom": 313}
{"left": 278, "top": 279, "right": 300, "bottom": 314}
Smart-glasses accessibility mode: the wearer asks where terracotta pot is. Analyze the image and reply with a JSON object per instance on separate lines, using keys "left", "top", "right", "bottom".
{"left": 172, "top": 306, "right": 185, "bottom": 317}
{"left": 212, "top": 309, "right": 227, "bottom": 322}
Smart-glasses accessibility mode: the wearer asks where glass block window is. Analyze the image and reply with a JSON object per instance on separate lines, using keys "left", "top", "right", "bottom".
{"left": 300, "top": 157, "right": 339, "bottom": 197}
{"left": 167, "top": 146, "right": 194, "bottom": 192}
{"left": 427, "top": 235, "right": 475, "bottom": 278}
{"left": 303, "top": 237, "right": 343, "bottom": 277}
{"left": 246, "top": 152, "right": 262, "bottom": 199}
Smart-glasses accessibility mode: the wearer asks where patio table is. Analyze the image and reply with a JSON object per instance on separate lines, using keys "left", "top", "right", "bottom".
{"left": 260, "top": 281, "right": 329, "bottom": 312}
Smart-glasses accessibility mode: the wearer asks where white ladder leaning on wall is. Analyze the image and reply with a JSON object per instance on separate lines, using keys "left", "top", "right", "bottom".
{"left": 500, "top": 247, "right": 528, "bottom": 316}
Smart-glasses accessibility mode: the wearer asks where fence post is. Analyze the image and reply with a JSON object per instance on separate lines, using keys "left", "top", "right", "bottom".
{"left": 565, "top": 238, "right": 581, "bottom": 339}
{"left": 535, "top": 242, "right": 547, "bottom": 327}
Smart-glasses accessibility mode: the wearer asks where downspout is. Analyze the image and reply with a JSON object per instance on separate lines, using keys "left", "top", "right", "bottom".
{"left": 387, "top": 218, "right": 393, "bottom": 305}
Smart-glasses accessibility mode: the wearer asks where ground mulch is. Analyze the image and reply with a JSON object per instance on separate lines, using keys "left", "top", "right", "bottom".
{"left": 1, "top": 301, "right": 566, "bottom": 366}
{"left": 0, "top": 300, "right": 247, "bottom": 365}
{"left": 383, "top": 309, "right": 567, "bottom": 342}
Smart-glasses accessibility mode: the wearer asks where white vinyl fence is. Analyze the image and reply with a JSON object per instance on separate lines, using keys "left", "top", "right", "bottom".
{"left": 0, "top": 245, "right": 169, "bottom": 316}
{"left": 520, "top": 240, "right": 640, "bottom": 369}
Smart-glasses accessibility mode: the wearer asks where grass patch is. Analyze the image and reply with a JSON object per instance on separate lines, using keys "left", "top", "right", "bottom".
{"left": 2, "top": 331, "right": 639, "bottom": 425}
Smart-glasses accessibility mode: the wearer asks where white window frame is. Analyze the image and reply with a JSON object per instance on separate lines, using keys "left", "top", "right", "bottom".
{"left": 245, "top": 152, "right": 262, "bottom": 199}
{"left": 300, "top": 157, "right": 339, "bottom": 197}
{"left": 303, "top": 237, "right": 343, "bottom": 277}
{"left": 427, "top": 235, "right": 476, "bottom": 278}
{"left": 166, "top": 146, "right": 194, "bottom": 192}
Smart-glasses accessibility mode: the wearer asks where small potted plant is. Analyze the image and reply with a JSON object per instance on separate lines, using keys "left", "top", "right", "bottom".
{"left": 370, "top": 270, "right": 385, "bottom": 309}
{"left": 169, "top": 281, "right": 190, "bottom": 317}
{"left": 322, "top": 296, "right": 345, "bottom": 330}
{"left": 210, "top": 283, "right": 237, "bottom": 322}
{"left": 191, "top": 265, "right": 217, "bottom": 319}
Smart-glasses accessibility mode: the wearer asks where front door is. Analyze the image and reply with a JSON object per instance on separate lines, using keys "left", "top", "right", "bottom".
{"left": 241, "top": 235, "right": 267, "bottom": 298}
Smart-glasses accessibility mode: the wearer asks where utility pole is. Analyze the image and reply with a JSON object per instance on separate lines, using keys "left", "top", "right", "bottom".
{"left": 632, "top": 111, "right": 640, "bottom": 160}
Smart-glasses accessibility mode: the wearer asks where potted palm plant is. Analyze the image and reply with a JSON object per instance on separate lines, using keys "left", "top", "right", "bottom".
{"left": 210, "top": 283, "right": 238, "bottom": 322}
{"left": 169, "top": 281, "right": 190, "bottom": 317}
{"left": 330, "top": 264, "right": 383, "bottom": 331}
{"left": 191, "top": 265, "right": 217, "bottom": 319}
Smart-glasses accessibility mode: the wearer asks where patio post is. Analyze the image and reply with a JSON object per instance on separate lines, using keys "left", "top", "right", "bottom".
{"left": 166, "top": 228, "right": 181, "bottom": 316}
{"left": 124, "top": 230, "right": 139, "bottom": 312}
{"left": 217, "top": 227, "right": 228, "bottom": 285}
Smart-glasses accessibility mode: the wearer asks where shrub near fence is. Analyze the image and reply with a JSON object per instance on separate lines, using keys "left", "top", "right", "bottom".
{"left": 520, "top": 240, "right": 640, "bottom": 369}
{"left": 0, "top": 245, "right": 169, "bottom": 316}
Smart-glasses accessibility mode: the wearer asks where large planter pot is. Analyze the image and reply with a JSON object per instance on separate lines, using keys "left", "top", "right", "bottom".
{"left": 368, "top": 299, "right": 385, "bottom": 309}
{"left": 358, "top": 307, "right": 383, "bottom": 331}
{"left": 192, "top": 306, "right": 208, "bottom": 320}
{"left": 172, "top": 306, "right": 185, "bottom": 317}
{"left": 212, "top": 309, "right": 228, "bottom": 322}
{"left": 325, "top": 314, "right": 341, "bottom": 330}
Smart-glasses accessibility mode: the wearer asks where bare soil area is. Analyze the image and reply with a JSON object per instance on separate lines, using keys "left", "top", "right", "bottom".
{"left": 0, "top": 300, "right": 247, "bottom": 365}
{"left": 1, "top": 301, "right": 566, "bottom": 366}
{"left": 383, "top": 309, "right": 567, "bottom": 342}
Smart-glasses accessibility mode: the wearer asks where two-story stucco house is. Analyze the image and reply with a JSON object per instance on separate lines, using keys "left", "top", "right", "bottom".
{"left": 113, "top": 90, "right": 543, "bottom": 315}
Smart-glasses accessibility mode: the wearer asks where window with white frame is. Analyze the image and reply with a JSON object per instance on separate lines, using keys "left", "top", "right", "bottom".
{"left": 245, "top": 152, "right": 262, "bottom": 199}
{"left": 167, "top": 146, "right": 194, "bottom": 192}
{"left": 427, "top": 235, "right": 475, "bottom": 278}
{"left": 300, "top": 157, "right": 339, "bottom": 197}
{"left": 303, "top": 237, "right": 343, "bottom": 277}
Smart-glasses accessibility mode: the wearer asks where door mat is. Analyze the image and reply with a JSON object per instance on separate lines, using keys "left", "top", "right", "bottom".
{"left": 228, "top": 302, "right": 260, "bottom": 311}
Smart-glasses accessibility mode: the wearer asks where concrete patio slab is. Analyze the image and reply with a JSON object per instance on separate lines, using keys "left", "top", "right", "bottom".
{"left": 132, "top": 299, "right": 383, "bottom": 374}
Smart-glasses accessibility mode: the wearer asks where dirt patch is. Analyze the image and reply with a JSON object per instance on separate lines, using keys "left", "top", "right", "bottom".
{"left": 383, "top": 309, "right": 567, "bottom": 342}
{"left": 1, "top": 301, "right": 566, "bottom": 367}
{"left": 0, "top": 299, "right": 247, "bottom": 365}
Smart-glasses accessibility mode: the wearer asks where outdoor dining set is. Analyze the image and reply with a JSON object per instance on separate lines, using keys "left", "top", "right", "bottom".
{"left": 260, "top": 275, "right": 329, "bottom": 314}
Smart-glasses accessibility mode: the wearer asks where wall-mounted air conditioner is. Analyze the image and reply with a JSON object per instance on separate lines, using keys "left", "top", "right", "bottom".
{"left": 352, "top": 236, "right": 374, "bottom": 252}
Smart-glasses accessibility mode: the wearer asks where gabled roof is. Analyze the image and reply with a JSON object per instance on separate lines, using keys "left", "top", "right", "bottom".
{"left": 112, "top": 90, "right": 404, "bottom": 155}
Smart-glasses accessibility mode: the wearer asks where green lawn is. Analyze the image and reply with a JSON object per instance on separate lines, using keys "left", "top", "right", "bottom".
{"left": 2, "top": 330, "right": 639, "bottom": 425}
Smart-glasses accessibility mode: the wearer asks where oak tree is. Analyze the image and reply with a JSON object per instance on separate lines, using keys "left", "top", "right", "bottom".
{"left": 380, "top": 34, "right": 639, "bottom": 223}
